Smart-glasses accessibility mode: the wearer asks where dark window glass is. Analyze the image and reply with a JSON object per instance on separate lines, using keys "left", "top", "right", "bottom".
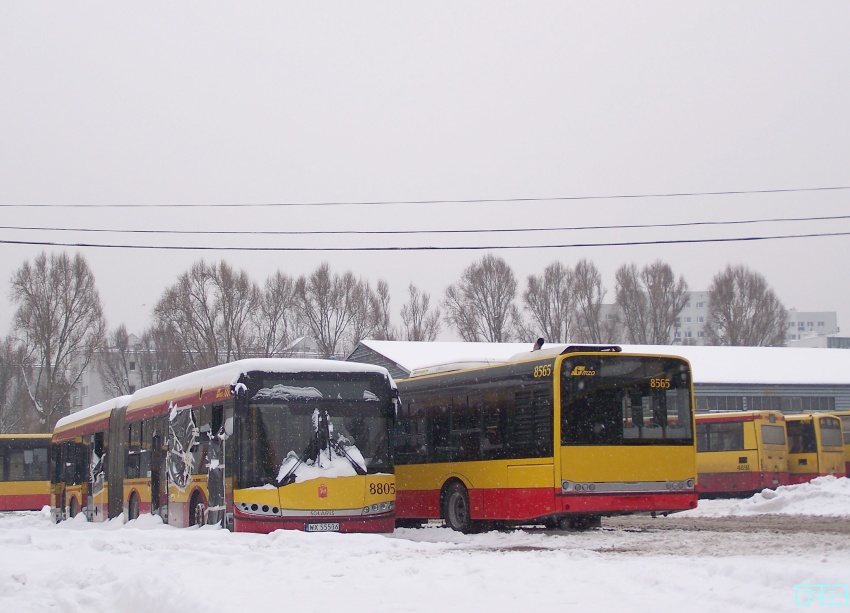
{"left": 696, "top": 422, "right": 745, "bottom": 452}
{"left": 786, "top": 419, "right": 817, "bottom": 454}
{"left": 562, "top": 356, "right": 692, "bottom": 446}
{"left": 819, "top": 417, "right": 843, "bottom": 448}
{"left": 396, "top": 361, "right": 555, "bottom": 464}
{"left": 235, "top": 372, "right": 394, "bottom": 488}
{"left": 760, "top": 424, "right": 786, "bottom": 446}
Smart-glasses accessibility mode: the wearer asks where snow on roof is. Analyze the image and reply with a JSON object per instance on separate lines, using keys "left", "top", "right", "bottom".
{"left": 55, "top": 394, "right": 132, "bottom": 430}
{"left": 358, "top": 340, "right": 850, "bottom": 386}
{"left": 129, "top": 357, "right": 392, "bottom": 409}
{"left": 361, "top": 341, "right": 535, "bottom": 375}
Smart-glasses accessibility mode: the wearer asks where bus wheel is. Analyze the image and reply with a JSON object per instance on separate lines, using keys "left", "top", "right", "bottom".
{"left": 442, "top": 482, "right": 473, "bottom": 533}
{"left": 190, "top": 493, "right": 206, "bottom": 527}
{"left": 68, "top": 497, "right": 78, "bottom": 518}
{"left": 128, "top": 493, "right": 140, "bottom": 521}
{"left": 569, "top": 514, "right": 601, "bottom": 530}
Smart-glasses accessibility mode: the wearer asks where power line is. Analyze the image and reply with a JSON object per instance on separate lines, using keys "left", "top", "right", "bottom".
{"left": 1, "top": 214, "right": 849, "bottom": 237}
{"left": 1, "top": 231, "right": 848, "bottom": 252}
{"left": 1, "top": 185, "right": 849, "bottom": 208}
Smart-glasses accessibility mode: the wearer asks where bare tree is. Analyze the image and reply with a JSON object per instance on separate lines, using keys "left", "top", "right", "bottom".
{"left": 0, "top": 337, "right": 33, "bottom": 433}
{"left": 153, "top": 261, "right": 261, "bottom": 368}
{"left": 704, "top": 265, "right": 788, "bottom": 346}
{"left": 10, "top": 252, "right": 107, "bottom": 429}
{"left": 96, "top": 324, "right": 136, "bottom": 397}
{"left": 444, "top": 254, "right": 522, "bottom": 342}
{"left": 400, "top": 284, "right": 441, "bottom": 342}
{"left": 370, "top": 280, "right": 398, "bottom": 341}
{"left": 523, "top": 261, "right": 573, "bottom": 343}
{"left": 294, "top": 263, "right": 364, "bottom": 358}
{"left": 135, "top": 323, "right": 192, "bottom": 386}
{"left": 253, "top": 271, "right": 300, "bottom": 357}
{"left": 154, "top": 261, "right": 219, "bottom": 370}
{"left": 213, "top": 262, "right": 260, "bottom": 361}
{"left": 615, "top": 260, "right": 688, "bottom": 344}
{"left": 571, "top": 259, "right": 609, "bottom": 343}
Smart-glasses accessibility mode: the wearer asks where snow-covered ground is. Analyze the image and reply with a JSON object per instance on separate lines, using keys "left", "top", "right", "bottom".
{"left": 2, "top": 478, "right": 849, "bottom": 613}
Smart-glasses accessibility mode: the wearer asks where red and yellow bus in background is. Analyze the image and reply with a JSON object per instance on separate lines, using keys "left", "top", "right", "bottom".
{"left": 833, "top": 411, "right": 850, "bottom": 476}
{"left": 0, "top": 434, "right": 51, "bottom": 511}
{"left": 51, "top": 359, "right": 397, "bottom": 533}
{"left": 395, "top": 345, "right": 697, "bottom": 532}
{"left": 785, "top": 413, "right": 846, "bottom": 484}
{"left": 695, "top": 411, "right": 789, "bottom": 496}
{"left": 51, "top": 396, "right": 130, "bottom": 522}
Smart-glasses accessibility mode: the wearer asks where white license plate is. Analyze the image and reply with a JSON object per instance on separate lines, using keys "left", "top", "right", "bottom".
{"left": 306, "top": 522, "right": 340, "bottom": 532}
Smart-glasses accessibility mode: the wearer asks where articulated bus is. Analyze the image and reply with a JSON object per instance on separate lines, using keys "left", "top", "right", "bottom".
{"left": 695, "top": 411, "right": 789, "bottom": 496}
{"left": 51, "top": 359, "right": 398, "bottom": 533}
{"left": 834, "top": 411, "right": 850, "bottom": 476}
{"left": 0, "top": 434, "right": 51, "bottom": 511}
{"left": 785, "top": 413, "right": 846, "bottom": 484}
{"left": 394, "top": 345, "right": 697, "bottom": 532}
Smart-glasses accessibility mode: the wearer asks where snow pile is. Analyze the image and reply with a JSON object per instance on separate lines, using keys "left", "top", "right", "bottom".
{"left": 678, "top": 476, "right": 850, "bottom": 517}
{"left": 2, "top": 507, "right": 850, "bottom": 613}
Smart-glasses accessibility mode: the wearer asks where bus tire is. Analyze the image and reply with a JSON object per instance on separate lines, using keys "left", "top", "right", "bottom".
{"left": 442, "top": 482, "right": 473, "bottom": 533}
{"left": 128, "top": 493, "right": 140, "bottom": 521}
{"left": 189, "top": 492, "right": 206, "bottom": 527}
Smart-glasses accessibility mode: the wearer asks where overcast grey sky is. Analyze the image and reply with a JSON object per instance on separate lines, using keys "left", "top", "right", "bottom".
{"left": 1, "top": 2, "right": 849, "bottom": 340}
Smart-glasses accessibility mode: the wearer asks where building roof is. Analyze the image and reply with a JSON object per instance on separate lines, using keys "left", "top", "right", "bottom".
{"left": 350, "top": 340, "right": 850, "bottom": 386}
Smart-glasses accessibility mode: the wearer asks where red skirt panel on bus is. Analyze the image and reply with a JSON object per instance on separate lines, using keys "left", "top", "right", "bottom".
{"left": 396, "top": 488, "right": 556, "bottom": 521}
{"left": 0, "top": 492, "right": 50, "bottom": 511}
{"left": 233, "top": 508, "right": 395, "bottom": 534}
{"left": 697, "top": 471, "right": 790, "bottom": 494}
{"left": 556, "top": 491, "right": 697, "bottom": 513}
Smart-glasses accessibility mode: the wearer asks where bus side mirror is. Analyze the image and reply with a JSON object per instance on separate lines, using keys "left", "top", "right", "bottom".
{"left": 233, "top": 383, "right": 248, "bottom": 417}
{"left": 223, "top": 417, "right": 234, "bottom": 438}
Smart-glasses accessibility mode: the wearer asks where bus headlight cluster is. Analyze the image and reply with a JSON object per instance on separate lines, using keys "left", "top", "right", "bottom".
{"left": 237, "top": 501, "right": 281, "bottom": 516}
{"left": 362, "top": 501, "right": 394, "bottom": 516}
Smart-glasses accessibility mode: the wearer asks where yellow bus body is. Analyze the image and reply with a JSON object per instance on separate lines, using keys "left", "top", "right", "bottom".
{"left": 395, "top": 346, "right": 698, "bottom": 530}
{"left": 695, "top": 411, "right": 789, "bottom": 495}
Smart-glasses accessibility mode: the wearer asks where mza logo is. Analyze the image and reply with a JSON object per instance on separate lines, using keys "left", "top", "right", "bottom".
{"left": 571, "top": 366, "right": 596, "bottom": 377}
{"left": 318, "top": 484, "right": 328, "bottom": 499}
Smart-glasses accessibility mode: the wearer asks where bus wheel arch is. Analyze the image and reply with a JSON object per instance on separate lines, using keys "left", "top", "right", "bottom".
{"left": 127, "top": 491, "right": 140, "bottom": 521}
{"left": 441, "top": 480, "right": 473, "bottom": 533}
{"left": 189, "top": 489, "right": 207, "bottom": 527}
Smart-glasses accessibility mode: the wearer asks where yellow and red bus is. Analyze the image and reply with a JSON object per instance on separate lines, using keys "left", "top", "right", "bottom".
{"left": 695, "top": 410, "right": 789, "bottom": 496}
{"left": 833, "top": 410, "right": 850, "bottom": 476}
{"left": 0, "top": 434, "right": 51, "bottom": 511}
{"left": 51, "top": 359, "right": 398, "bottom": 533}
{"left": 395, "top": 345, "right": 697, "bottom": 532}
{"left": 51, "top": 396, "right": 130, "bottom": 521}
{"left": 785, "top": 413, "right": 846, "bottom": 484}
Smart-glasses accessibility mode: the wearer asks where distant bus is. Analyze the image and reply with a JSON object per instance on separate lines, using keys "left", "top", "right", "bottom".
{"left": 51, "top": 359, "right": 398, "bottom": 533}
{"left": 0, "top": 434, "right": 51, "bottom": 511}
{"left": 395, "top": 345, "right": 697, "bottom": 532}
{"left": 834, "top": 411, "right": 850, "bottom": 476}
{"left": 695, "top": 411, "right": 789, "bottom": 496}
{"left": 51, "top": 396, "right": 130, "bottom": 521}
{"left": 785, "top": 413, "right": 846, "bottom": 484}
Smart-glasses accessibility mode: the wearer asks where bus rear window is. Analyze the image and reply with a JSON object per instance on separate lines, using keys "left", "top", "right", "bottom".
{"left": 819, "top": 417, "right": 843, "bottom": 448}
{"left": 561, "top": 356, "right": 693, "bottom": 446}
{"left": 760, "top": 424, "right": 786, "bottom": 447}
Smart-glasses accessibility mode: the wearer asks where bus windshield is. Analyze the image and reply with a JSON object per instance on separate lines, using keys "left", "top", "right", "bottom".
{"left": 236, "top": 373, "right": 393, "bottom": 488}
{"left": 561, "top": 356, "right": 693, "bottom": 446}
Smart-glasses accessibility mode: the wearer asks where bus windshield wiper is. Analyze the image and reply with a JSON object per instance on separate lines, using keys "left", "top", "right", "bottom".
{"left": 278, "top": 437, "right": 318, "bottom": 486}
